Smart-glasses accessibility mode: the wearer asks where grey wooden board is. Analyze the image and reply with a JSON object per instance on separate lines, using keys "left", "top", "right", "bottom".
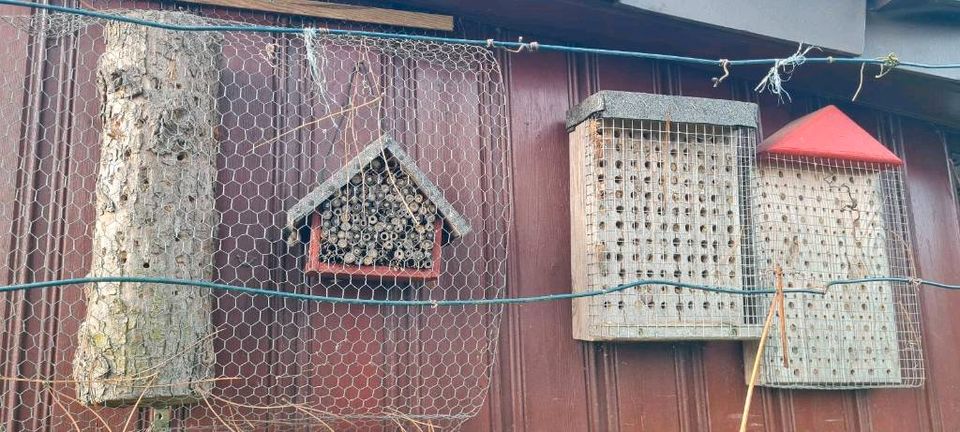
{"left": 748, "top": 165, "right": 902, "bottom": 387}
{"left": 571, "top": 119, "right": 758, "bottom": 341}
{"left": 286, "top": 134, "right": 470, "bottom": 239}
{"left": 566, "top": 90, "right": 759, "bottom": 131}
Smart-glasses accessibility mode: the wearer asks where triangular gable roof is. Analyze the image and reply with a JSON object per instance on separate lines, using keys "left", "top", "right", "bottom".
{"left": 758, "top": 105, "right": 903, "bottom": 166}
{"left": 286, "top": 135, "right": 471, "bottom": 239}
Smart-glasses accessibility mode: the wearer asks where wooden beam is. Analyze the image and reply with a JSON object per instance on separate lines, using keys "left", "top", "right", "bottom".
{"left": 175, "top": 0, "right": 453, "bottom": 31}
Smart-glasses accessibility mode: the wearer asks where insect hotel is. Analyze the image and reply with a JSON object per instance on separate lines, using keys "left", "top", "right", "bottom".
{"left": 568, "top": 91, "right": 760, "bottom": 341}
{"left": 287, "top": 135, "right": 470, "bottom": 282}
{"left": 747, "top": 105, "right": 917, "bottom": 388}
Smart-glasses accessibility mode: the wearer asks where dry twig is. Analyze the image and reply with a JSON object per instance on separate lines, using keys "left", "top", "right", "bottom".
{"left": 47, "top": 386, "right": 82, "bottom": 432}
{"left": 739, "top": 265, "right": 785, "bottom": 432}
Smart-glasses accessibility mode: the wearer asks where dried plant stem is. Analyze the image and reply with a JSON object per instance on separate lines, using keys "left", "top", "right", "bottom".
{"left": 201, "top": 392, "right": 316, "bottom": 412}
{"left": 777, "top": 288, "right": 789, "bottom": 367}
{"left": 252, "top": 95, "right": 383, "bottom": 153}
{"left": 219, "top": 393, "right": 257, "bottom": 431}
{"left": 122, "top": 372, "right": 160, "bottom": 432}
{"left": 0, "top": 375, "right": 238, "bottom": 387}
{"left": 201, "top": 393, "right": 240, "bottom": 432}
{"left": 47, "top": 387, "right": 82, "bottom": 432}
{"left": 48, "top": 386, "right": 115, "bottom": 432}
{"left": 385, "top": 407, "right": 436, "bottom": 431}
{"left": 740, "top": 295, "right": 778, "bottom": 432}
{"left": 388, "top": 415, "right": 410, "bottom": 432}
{"left": 201, "top": 391, "right": 345, "bottom": 427}
{"left": 282, "top": 398, "right": 335, "bottom": 432}
{"left": 740, "top": 265, "right": 784, "bottom": 432}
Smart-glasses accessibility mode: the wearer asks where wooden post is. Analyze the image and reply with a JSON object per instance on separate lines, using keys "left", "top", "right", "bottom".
{"left": 73, "top": 11, "right": 222, "bottom": 407}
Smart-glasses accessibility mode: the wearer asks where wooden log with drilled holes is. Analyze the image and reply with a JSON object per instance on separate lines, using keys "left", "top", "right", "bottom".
{"left": 73, "top": 11, "right": 221, "bottom": 407}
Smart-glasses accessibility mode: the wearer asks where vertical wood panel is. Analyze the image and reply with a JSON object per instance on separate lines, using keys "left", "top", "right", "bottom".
{"left": 902, "top": 117, "right": 960, "bottom": 431}
{"left": 843, "top": 108, "right": 929, "bottom": 432}
{"left": 501, "top": 50, "right": 591, "bottom": 431}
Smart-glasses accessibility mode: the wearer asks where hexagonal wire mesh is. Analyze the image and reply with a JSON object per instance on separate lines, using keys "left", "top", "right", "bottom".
{"left": 0, "top": 8, "right": 509, "bottom": 431}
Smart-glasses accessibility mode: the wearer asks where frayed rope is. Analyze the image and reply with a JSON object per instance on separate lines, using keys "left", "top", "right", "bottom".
{"left": 754, "top": 43, "right": 821, "bottom": 103}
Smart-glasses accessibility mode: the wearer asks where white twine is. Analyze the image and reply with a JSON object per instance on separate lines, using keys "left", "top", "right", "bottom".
{"left": 303, "top": 27, "right": 333, "bottom": 113}
{"left": 754, "top": 43, "right": 821, "bottom": 103}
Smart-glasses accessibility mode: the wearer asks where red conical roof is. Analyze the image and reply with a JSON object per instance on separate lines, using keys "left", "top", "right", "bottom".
{"left": 758, "top": 105, "right": 902, "bottom": 166}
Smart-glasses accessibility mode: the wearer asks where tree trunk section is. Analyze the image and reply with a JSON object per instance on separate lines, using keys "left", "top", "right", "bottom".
{"left": 73, "top": 11, "right": 222, "bottom": 407}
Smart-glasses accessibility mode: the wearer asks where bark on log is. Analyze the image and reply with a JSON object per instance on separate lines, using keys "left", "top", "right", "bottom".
{"left": 73, "top": 11, "right": 222, "bottom": 407}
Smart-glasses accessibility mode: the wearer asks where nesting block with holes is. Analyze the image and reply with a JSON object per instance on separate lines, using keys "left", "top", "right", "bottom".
{"left": 746, "top": 105, "right": 914, "bottom": 388}
{"left": 287, "top": 135, "right": 470, "bottom": 282}
{"left": 567, "top": 91, "right": 760, "bottom": 341}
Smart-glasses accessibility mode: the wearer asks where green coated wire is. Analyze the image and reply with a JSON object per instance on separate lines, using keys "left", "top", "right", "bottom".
{"left": 2, "top": 0, "right": 960, "bottom": 70}
{"left": 0, "top": 276, "right": 955, "bottom": 307}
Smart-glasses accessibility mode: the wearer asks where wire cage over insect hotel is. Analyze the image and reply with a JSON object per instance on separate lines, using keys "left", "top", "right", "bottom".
{"left": 745, "top": 105, "right": 923, "bottom": 389}
{"left": 0, "top": 8, "right": 512, "bottom": 431}
{"left": 567, "top": 91, "right": 761, "bottom": 341}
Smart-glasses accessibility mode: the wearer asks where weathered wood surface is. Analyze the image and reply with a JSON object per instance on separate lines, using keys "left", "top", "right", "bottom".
{"left": 570, "top": 117, "right": 752, "bottom": 341}
{"left": 176, "top": 0, "right": 454, "bottom": 30}
{"left": 73, "top": 11, "right": 222, "bottom": 406}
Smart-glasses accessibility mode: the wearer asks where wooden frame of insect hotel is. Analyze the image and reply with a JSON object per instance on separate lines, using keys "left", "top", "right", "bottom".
{"left": 287, "top": 134, "right": 471, "bottom": 282}
{"left": 745, "top": 105, "right": 923, "bottom": 388}
{"left": 568, "top": 91, "right": 760, "bottom": 341}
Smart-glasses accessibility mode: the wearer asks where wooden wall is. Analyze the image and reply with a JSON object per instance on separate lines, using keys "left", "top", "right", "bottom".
{"left": 464, "top": 47, "right": 960, "bottom": 431}
{"left": 1, "top": 2, "right": 959, "bottom": 430}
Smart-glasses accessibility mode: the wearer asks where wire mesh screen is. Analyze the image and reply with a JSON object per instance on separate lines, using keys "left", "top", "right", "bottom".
{"left": 0, "top": 8, "right": 509, "bottom": 431}
{"left": 568, "top": 92, "right": 761, "bottom": 341}
{"left": 746, "top": 154, "right": 922, "bottom": 388}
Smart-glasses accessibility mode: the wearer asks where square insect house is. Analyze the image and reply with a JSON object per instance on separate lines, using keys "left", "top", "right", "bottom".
{"left": 287, "top": 135, "right": 470, "bottom": 282}
{"left": 568, "top": 91, "right": 760, "bottom": 341}
{"left": 746, "top": 105, "right": 922, "bottom": 388}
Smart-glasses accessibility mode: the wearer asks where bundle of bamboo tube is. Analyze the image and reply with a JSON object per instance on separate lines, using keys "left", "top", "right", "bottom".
{"left": 316, "top": 156, "right": 438, "bottom": 269}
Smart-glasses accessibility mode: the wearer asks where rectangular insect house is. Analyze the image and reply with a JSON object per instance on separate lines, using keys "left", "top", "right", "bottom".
{"left": 746, "top": 105, "right": 923, "bottom": 388}
{"left": 568, "top": 91, "right": 760, "bottom": 341}
{"left": 287, "top": 134, "right": 470, "bottom": 282}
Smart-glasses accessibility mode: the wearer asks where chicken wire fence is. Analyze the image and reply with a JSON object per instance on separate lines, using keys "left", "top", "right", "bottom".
{"left": 0, "top": 8, "right": 509, "bottom": 432}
